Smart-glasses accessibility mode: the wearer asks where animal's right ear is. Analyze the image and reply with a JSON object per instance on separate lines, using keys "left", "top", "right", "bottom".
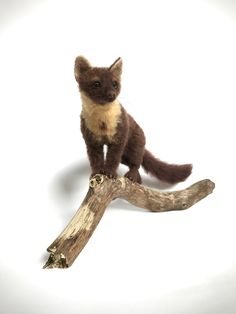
{"left": 74, "top": 56, "right": 91, "bottom": 81}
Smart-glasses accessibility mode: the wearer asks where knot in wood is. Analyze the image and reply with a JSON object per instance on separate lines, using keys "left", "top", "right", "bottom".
{"left": 89, "top": 174, "right": 104, "bottom": 188}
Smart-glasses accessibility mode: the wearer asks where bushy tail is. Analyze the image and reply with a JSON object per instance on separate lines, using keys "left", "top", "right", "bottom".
{"left": 142, "top": 149, "right": 192, "bottom": 184}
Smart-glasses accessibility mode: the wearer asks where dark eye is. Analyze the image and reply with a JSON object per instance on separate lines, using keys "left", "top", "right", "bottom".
{"left": 93, "top": 80, "right": 101, "bottom": 88}
{"left": 112, "top": 80, "right": 118, "bottom": 89}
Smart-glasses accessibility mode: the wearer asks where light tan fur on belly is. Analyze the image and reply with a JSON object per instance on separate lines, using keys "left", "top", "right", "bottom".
{"left": 81, "top": 93, "right": 121, "bottom": 142}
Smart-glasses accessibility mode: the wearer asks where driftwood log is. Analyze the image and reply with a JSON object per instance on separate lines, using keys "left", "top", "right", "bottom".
{"left": 43, "top": 175, "right": 215, "bottom": 269}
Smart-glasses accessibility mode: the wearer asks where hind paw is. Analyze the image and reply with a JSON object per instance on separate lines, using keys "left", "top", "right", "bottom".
{"left": 125, "top": 169, "right": 142, "bottom": 184}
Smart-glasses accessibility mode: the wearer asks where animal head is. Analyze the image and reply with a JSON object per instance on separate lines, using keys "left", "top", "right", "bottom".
{"left": 74, "top": 56, "right": 122, "bottom": 105}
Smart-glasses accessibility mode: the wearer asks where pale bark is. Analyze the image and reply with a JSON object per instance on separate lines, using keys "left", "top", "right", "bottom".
{"left": 43, "top": 175, "right": 215, "bottom": 269}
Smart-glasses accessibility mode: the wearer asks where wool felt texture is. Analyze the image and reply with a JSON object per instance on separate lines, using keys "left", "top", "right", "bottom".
{"left": 74, "top": 56, "right": 192, "bottom": 184}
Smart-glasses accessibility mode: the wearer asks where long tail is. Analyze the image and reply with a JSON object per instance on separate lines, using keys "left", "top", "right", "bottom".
{"left": 142, "top": 149, "right": 192, "bottom": 184}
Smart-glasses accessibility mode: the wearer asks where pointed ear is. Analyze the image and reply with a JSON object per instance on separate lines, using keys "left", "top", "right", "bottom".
{"left": 109, "top": 57, "right": 122, "bottom": 76}
{"left": 74, "top": 56, "right": 91, "bottom": 81}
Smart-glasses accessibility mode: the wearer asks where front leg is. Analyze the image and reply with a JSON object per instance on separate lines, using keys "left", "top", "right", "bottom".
{"left": 104, "top": 143, "right": 124, "bottom": 178}
{"left": 86, "top": 143, "right": 104, "bottom": 177}
{"left": 81, "top": 117, "right": 105, "bottom": 177}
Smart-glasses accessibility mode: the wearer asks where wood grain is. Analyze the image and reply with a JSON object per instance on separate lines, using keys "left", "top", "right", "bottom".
{"left": 43, "top": 175, "right": 215, "bottom": 269}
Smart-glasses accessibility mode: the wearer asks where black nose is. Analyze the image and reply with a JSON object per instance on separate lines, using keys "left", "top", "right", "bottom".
{"left": 107, "top": 92, "right": 116, "bottom": 101}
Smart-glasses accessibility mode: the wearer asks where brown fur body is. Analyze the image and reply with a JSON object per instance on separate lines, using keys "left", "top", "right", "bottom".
{"left": 75, "top": 56, "right": 192, "bottom": 184}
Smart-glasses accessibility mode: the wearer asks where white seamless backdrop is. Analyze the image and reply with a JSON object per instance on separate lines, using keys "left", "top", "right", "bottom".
{"left": 0, "top": 1, "right": 235, "bottom": 313}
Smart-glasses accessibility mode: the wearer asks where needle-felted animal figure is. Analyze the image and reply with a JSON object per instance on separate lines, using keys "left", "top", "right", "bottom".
{"left": 74, "top": 56, "right": 192, "bottom": 184}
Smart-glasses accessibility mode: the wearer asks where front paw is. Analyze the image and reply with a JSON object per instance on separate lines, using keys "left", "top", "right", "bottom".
{"left": 90, "top": 169, "right": 105, "bottom": 179}
{"left": 102, "top": 169, "right": 118, "bottom": 179}
{"left": 90, "top": 169, "right": 117, "bottom": 179}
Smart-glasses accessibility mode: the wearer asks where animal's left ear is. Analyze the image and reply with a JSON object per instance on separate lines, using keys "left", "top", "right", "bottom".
{"left": 109, "top": 57, "right": 122, "bottom": 76}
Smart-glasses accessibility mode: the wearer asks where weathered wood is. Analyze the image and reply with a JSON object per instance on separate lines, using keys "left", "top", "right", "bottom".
{"left": 43, "top": 175, "right": 215, "bottom": 269}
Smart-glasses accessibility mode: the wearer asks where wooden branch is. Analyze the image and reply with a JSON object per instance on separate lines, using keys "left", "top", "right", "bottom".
{"left": 43, "top": 175, "right": 215, "bottom": 269}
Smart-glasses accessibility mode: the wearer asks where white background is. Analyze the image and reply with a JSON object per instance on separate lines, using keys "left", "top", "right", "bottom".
{"left": 0, "top": 0, "right": 236, "bottom": 313}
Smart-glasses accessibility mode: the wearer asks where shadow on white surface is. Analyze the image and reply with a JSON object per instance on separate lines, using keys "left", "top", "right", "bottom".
{"left": 49, "top": 159, "right": 177, "bottom": 215}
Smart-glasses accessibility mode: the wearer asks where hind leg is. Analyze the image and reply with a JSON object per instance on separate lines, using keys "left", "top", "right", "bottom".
{"left": 121, "top": 118, "right": 146, "bottom": 183}
{"left": 122, "top": 144, "right": 145, "bottom": 184}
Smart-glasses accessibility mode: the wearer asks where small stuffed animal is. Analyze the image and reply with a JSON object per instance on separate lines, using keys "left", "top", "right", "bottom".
{"left": 74, "top": 56, "right": 192, "bottom": 184}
